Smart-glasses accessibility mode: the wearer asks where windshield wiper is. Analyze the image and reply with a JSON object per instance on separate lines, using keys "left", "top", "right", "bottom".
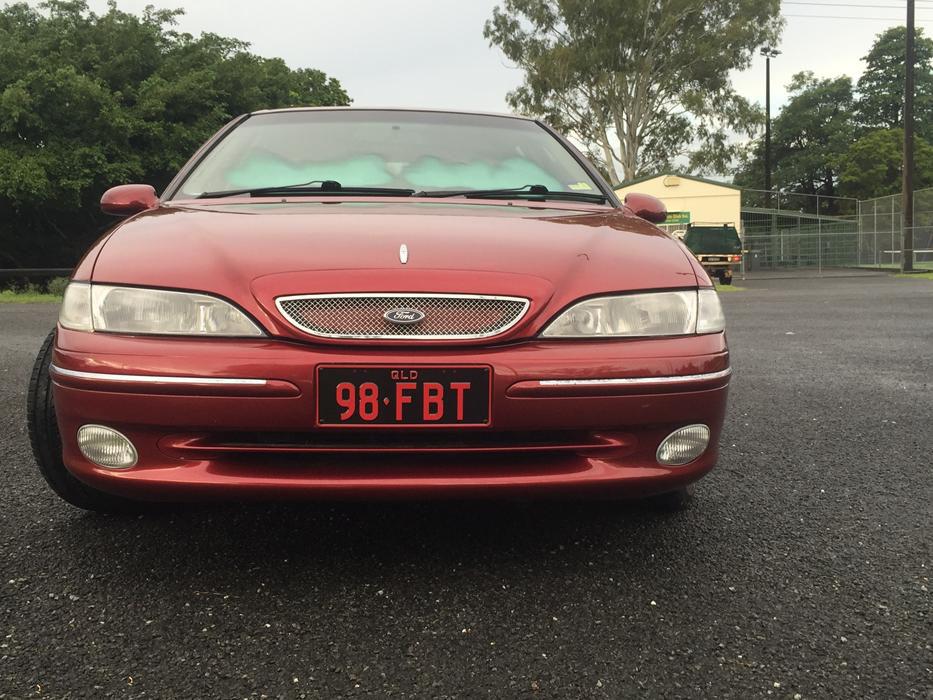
{"left": 196, "top": 180, "right": 415, "bottom": 199}
{"left": 415, "top": 184, "right": 607, "bottom": 204}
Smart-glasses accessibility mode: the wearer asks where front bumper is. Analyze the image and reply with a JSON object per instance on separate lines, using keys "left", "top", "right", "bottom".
{"left": 697, "top": 258, "right": 740, "bottom": 270}
{"left": 51, "top": 328, "right": 730, "bottom": 500}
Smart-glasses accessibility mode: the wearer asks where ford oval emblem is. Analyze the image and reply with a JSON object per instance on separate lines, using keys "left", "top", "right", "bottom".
{"left": 383, "top": 308, "right": 425, "bottom": 325}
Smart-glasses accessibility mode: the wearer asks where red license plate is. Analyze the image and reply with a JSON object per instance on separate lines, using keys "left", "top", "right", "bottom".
{"left": 316, "top": 365, "right": 491, "bottom": 427}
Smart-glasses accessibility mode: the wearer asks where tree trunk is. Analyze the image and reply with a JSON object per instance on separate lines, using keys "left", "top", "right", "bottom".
{"left": 599, "top": 130, "right": 621, "bottom": 186}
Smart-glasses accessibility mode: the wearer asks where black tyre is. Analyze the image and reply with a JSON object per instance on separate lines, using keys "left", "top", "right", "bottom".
{"left": 27, "top": 330, "right": 146, "bottom": 513}
{"left": 720, "top": 276, "right": 733, "bottom": 286}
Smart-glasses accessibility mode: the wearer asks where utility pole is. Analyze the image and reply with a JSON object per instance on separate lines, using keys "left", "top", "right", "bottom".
{"left": 761, "top": 47, "right": 781, "bottom": 200}
{"left": 903, "top": 0, "right": 915, "bottom": 272}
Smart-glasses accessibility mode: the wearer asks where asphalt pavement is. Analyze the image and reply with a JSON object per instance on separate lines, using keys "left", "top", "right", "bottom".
{"left": 0, "top": 276, "right": 930, "bottom": 699}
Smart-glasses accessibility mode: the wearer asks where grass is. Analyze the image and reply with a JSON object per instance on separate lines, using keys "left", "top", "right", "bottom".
{"left": 0, "top": 289, "right": 63, "bottom": 303}
{"left": 870, "top": 262, "right": 933, "bottom": 271}
{"left": 714, "top": 281, "right": 746, "bottom": 292}
{"left": 0, "top": 276, "right": 69, "bottom": 303}
{"left": 895, "top": 271, "right": 933, "bottom": 280}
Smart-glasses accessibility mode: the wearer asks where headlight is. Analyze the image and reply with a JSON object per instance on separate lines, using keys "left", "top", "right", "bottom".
{"left": 696, "top": 288, "right": 725, "bottom": 334}
{"left": 59, "top": 283, "right": 264, "bottom": 336}
{"left": 541, "top": 288, "right": 724, "bottom": 338}
{"left": 60, "top": 282, "right": 93, "bottom": 332}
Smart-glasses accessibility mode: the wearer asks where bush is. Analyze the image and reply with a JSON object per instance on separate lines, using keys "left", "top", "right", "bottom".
{"left": 46, "top": 276, "right": 70, "bottom": 296}
{"left": 0, "top": 2, "right": 350, "bottom": 268}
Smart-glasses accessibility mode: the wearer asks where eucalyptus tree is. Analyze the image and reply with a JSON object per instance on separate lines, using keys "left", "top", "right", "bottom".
{"left": 485, "top": 0, "right": 782, "bottom": 184}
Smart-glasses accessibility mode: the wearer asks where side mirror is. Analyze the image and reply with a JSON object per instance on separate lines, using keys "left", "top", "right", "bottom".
{"left": 623, "top": 192, "right": 667, "bottom": 224}
{"left": 100, "top": 184, "right": 159, "bottom": 216}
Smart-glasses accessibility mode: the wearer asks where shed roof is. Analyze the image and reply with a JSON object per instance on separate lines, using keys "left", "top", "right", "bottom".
{"left": 614, "top": 173, "right": 741, "bottom": 192}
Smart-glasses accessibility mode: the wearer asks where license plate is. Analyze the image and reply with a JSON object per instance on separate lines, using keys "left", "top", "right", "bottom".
{"left": 316, "top": 365, "right": 491, "bottom": 427}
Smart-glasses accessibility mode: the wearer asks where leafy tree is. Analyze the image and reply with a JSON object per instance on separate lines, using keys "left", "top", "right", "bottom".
{"left": 737, "top": 27, "right": 933, "bottom": 206}
{"left": 735, "top": 72, "right": 855, "bottom": 211}
{"left": 0, "top": 0, "right": 349, "bottom": 268}
{"left": 485, "top": 0, "right": 782, "bottom": 184}
{"left": 856, "top": 26, "right": 933, "bottom": 141}
{"left": 835, "top": 128, "right": 933, "bottom": 200}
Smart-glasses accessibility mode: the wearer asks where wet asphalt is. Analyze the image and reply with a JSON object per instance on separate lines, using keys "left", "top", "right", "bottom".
{"left": 0, "top": 275, "right": 930, "bottom": 699}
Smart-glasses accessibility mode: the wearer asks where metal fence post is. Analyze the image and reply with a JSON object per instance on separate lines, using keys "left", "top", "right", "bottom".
{"left": 893, "top": 218, "right": 897, "bottom": 266}
{"left": 893, "top": 201, "right": 897, "bottom": 265}
{"left": 817, "top": 194, "right": 822, "bottom": 274}
{"left": 857, "top": 199, "right": 862, "bottom": 266}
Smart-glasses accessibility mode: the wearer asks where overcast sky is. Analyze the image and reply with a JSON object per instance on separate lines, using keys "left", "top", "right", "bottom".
{"left": 43, "top": 1, "right": 932, "bottom": 120}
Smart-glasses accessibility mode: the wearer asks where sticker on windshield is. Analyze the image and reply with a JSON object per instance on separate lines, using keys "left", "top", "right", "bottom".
{"left": 568, "top": 182, "right": 593, "bottom": 191}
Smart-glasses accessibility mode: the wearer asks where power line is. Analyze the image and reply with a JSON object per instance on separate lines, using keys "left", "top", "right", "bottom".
{"left": 784, "top": 1, "right": 927, "bottom": 7}
{"left": 783, "top": 12, "right": 933, "bottom": 19}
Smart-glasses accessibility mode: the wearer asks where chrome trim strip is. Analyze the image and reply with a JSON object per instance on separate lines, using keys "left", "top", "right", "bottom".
{"left": 274, "top": 292, "right": 531, "bottom": 340}
{"left": 538, "top": 367, "right": 732, "bottom": 386}
{"left": 50, "top": 365, "right": 268, "bottom": 386}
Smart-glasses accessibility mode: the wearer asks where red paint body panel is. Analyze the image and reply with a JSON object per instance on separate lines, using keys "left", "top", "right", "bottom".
{"left": 100, "top": 184, "right": 159, "bottom": 216}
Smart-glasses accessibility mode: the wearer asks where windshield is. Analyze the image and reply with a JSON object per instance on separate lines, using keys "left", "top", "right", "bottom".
{"left": 173, "top": 110, "right": 603, "bottom": 199}
{"left": 683, "top": 227, "right": 742, "bottom": 254}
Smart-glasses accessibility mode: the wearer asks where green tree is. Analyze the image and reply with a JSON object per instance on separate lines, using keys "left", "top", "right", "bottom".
{"left": 856, "top": 26, "right": 933, "bottom": 141}
{"left": 0, "top": 0, "right": 349, "bottom": 268}
{"left": 836, "top": 128, "right": 933, "bottom": 200}
{"left": 485, "top": 0, "right": 782, "bottom": 184}
{"left": 735, "top": 72, "right": 855, "bottom": 211}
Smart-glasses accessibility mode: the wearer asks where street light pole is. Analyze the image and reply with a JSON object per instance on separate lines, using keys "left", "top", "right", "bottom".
{"left": 902, "top": 0, "right": 915, "bottom": 272}
{"left": 761, "top": 48, "right": 781, "bottom": 200}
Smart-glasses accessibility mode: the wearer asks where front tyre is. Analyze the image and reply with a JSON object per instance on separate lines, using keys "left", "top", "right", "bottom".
{"left": 27, "top": 330, "right": 147, "bottom": 514}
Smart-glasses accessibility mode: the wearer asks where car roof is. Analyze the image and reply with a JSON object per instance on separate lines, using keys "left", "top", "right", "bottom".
{"left": 249, "top": 106, "right": 537, "bottom": 122}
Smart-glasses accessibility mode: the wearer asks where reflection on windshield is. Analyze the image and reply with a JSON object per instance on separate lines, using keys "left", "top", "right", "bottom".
{"left": 177, "top": 110, "right": 602, "bottom": 198}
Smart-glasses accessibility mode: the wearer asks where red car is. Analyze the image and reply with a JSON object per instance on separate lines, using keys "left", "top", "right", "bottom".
{"left": 28, "top": 108, "right": 730, "bottom": 512}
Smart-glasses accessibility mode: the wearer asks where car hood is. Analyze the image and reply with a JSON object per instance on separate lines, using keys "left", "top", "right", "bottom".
{"left": 92, "top": 200, "right": 699, "bottom": 341}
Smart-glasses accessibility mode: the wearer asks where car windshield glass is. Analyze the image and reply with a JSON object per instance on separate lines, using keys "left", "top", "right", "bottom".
{"left": 683, "top": 227, "right": 742, "bottom": 254}
{"left": 174, "top": 110, "right": 603, "bottom": 199}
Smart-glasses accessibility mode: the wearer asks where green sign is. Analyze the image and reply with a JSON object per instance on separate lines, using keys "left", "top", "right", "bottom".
{"left": 666, "top": 211, "right": 691, "bottom": 225}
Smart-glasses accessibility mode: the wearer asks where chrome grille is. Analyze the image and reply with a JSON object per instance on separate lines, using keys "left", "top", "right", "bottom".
{"left": 276, "top": 293, "right": 530, "bottom": 339}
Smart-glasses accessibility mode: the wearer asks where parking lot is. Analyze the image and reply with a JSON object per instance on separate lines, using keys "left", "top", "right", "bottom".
{"left": 0, "top": 276, "right": 930, "bottom": 699}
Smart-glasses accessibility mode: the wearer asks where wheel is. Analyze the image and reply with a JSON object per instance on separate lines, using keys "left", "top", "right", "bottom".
{"left": 27, "top": 330, "right": 147, "bottom": 513}
{"left": 720, "top": 276, "right": 733, "bottom": 286}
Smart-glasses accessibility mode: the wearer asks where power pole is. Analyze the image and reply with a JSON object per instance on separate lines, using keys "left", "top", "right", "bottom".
{"left": 765, "top": 54, "right": 771, "bottom": 192}
{"left": 903, "top": 0, "right": 915, "bottom": 272}
{"left": 761, "top": 47, "right": 781, "bottom": 200}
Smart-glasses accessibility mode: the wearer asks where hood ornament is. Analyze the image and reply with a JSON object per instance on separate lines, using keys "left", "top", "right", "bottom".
{"left": 399, "top": 243, "right": 409, "bottom": 264}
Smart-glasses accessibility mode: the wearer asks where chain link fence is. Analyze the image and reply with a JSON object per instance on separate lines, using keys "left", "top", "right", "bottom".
{"left": 857, "top": 187, "right": 933, "bottom": 270}
{"left": 736, "top": 187, "right": 933, "bottom": 276}
{"left": 740, "top": 190, "right": 859, "bottom": 274}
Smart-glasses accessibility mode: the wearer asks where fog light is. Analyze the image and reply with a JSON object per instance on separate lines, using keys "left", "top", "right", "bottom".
{"left": 657, "top": 424, "right": 710, "bottom": 466}
{"left": 77, "top": 425, "right": 138, "bottom": 469}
